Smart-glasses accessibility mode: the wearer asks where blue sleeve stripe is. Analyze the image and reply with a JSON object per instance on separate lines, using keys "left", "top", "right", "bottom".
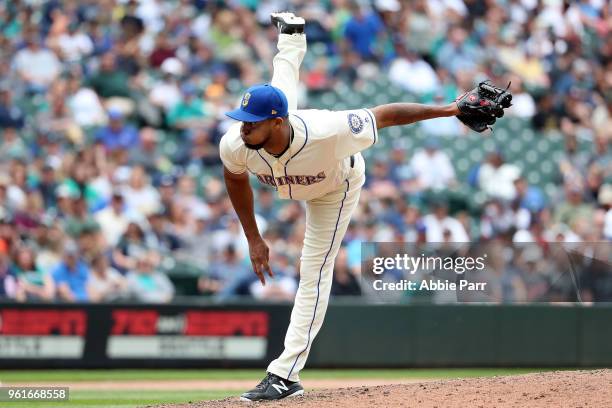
{"left": 363, "top": 108, "right": 377, "bottom": 146}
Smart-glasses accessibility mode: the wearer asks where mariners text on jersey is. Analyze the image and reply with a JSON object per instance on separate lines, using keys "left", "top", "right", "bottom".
{"left": 220, "top": 108, "right": 378, "bottom": 201}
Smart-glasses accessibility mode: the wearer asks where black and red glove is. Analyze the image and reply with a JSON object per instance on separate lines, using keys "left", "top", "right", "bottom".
{"left": 455, "top": 81, "right": 513, "bottom": 132}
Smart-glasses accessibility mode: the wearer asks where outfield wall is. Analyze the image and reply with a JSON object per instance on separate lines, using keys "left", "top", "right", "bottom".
{"left": 0, "top": 302, "right": 610, "bottom": 368}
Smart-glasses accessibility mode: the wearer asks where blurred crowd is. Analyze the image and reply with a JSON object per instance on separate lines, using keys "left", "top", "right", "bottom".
{"left": 0, "top": 0, "right": 609, "bottom": 304}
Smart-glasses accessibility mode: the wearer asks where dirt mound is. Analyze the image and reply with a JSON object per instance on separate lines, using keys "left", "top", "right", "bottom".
{"left": 151, "top": 369, "right": 612, "bottom": 408}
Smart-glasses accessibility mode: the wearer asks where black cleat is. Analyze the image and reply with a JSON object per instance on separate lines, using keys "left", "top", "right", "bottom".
{"left": 270, "top": 12, "right": 305, "bottom": 35}
{"left": 240, "top": 372, "right": 304, "bottom": 401}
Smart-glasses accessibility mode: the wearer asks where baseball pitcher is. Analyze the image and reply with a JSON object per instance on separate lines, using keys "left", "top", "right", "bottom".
{"left": 220, "top": 12, "right": 512, "bottom": 402}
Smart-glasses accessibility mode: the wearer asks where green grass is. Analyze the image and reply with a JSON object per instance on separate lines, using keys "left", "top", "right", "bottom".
{"left": 0, "top": 368, "right": 559, "bottom": 408}
{"left": 2, "top": 390, "right": 235, "bottom": 408}
{"left": 0, "top": 367, "right": 552, "bottom": 383}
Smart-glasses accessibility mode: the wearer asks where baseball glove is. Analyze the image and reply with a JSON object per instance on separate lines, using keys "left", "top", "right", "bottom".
{"left": 455, "top": 81, "right": 513, "bottom": 132}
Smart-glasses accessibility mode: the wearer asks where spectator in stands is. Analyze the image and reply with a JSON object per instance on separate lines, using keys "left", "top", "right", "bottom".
{"left": 0, "top": 255, "right": 16, "bottom": 300}
{"left": 88, "top": 253, "right": 127, "bottom": 302}
{"left": 55, "top": 21, "right": 94, "bottom": 63}
{"left": 149, "top": 31, "right": 176, "bottom": 68}
{"left": 189, "top": 127, "right": 221, "bottom": 168}
{"left": 585, "top": 164, "right": 605, "bottom": 204}
{"left": 478, "top": 150, "right": 521, "bottom": 201}
{"left": 64, "top": 194, "right": 100, "bottom": 238}
{"left": 410, "top": 138, "right": 457, "bottom": 191}
{"left": 112, "top": 220, "right": 155, "bottom": 274}
{"left": 147, "top": 210, "right": 181, "bottom": 255}
{"left": 66, "top": 75, "right": 107, "bottom": 128}
{"left": 174, "top": 174, "right": 209, "bottom": 221}
{"left": 95, "top": 109, "right": 139, "bottom": 152}
{"left": 0, "top": 86, "right": 25, "bottom": 129}
{"left": 366, "top": 159, "right": 399, "bottom": 199}
{"left": 12, "top": 245, "right": 55, "bottom": 302}
{"left": 515, "top": 245, "right": 553, "bottom": 302}
{"left": 129, "top": 127, "right": 170, "bottom": 178}
{"left": 331, "top": 247, "right": 361, "bottom": 296}
{"left": 125, "top": 251, "right": 174, "bottom": 303}
{"left": 198, "top": 243, "right": 250, "bottom": 298}
{"left": 480, "top": 199, "right": 516, "bottom": 240}
{"left": 559, "top": 133, "right": 590, "bottom": 183}
{"left": 175, "top": 206, "right": 213, "bottom": 270}
{"left": 167, "top": 83, "right": 210, "bottom": 130}
{"left": 599, "top": 185, "right": 612, "bottom": 241}
{"left": 211, "top": 215, "right": 250, "bottom": 258}
{"left": 531, "top": 94, "right": 558, "bottom": 131}
{"left": 255, "top": 188, "right": 278, "bottom": 221}
{"left": 121, "top": 165, "right": 161, "bottom": 217}
{"left": 116, "top": 15, "right": 145, "bottom": 76}
{"left": 402, "top": 204, "right": 427, "bottom": 243}
{"left": 389, "top": 44, "right": 439, "bottom": 95}
{"left": 52, "top": 240, "right": 91, "bottom": 302}
{"left": 423, "top": 201, "right": 469, "bottom": 243}
{"left": 95, "top": 191, "right": 130, "bottom": 248}
{"left": 6, "top": 160, "right": 28, "bottom": 210}
{"left": 86, "top": 51, "right": 133, "bottom": 113}
{"left": 1, "top": 128, "right": 28, "bottom": 162}
{"left": 12, "top": 28, "right": 61, "bottom": 93}
{"left": 36, "top": 164, "right": 59, "bottom": 210}
{"left": 554, "top": 182, "right": 594, "bottom": 228}
{"left": 36, "top": 222, "right": 65, "bottom": 274}
{"left": 149, "top": 58, "right": 183, "bottom": 115}
{"left": 436, "top": 26, "right": 482, "bottom": 75}
{"left": 588, "top": 134, "right": 610, "bottom": 177}
{"left": 343, "top": 2, "right": 386, "bottom": 62}
{"left": 506, "top": 76, "right": 536, "bottom": 119}
{"left": 513, "top": 176, "right": 546, "bottom": 213}
{"left": 250, "top": 253, "right": 297, "bottom": 301}
{"left": 331, "top": 49, "right": 360, "bottom": 86}
{"left": 13, "top": 190, "right": 45, "bottom": 235}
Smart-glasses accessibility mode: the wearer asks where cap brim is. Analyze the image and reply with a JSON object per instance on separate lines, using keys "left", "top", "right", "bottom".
{"left": 225, "top": 108, "right": 268, "bottom": 122}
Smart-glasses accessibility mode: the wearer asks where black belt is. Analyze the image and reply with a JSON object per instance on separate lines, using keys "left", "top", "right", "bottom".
{"left": 350, "top": 155, "right": 355, "bottom": 168}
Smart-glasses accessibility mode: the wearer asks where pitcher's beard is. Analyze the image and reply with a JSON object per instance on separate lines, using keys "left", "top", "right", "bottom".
{"left": 243, "top": 141, "right": 266, "bottom": 150}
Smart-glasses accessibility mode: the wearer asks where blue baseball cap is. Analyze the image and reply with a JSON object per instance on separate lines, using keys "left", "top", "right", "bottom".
{"left": 225, "top": 84, "right": 288, "bottom": 122}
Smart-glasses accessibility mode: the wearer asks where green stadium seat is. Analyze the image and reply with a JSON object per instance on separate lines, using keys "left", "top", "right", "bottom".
{"left": 509, "top": 139, "right": 523, "bottom": 154}
{"left": 469, "top": 149, "right": 484, "bottom": 163}
{"left": 525, "top": 150, "right": 538, "bottom": 164}
{"left": 454, "top": 137, "right": 468, "bottom": 153}
{"left": 527, "top": 170, "right": 541, "bottom": 185}
{"left": 482, "top": 138, "right": 496, "bottom": 152}
{"left": 457, "top": 158, "right": 470, "bottom": 174}
{"left": 522, "top": 128, "right": 535, "bottom": 142}
{"left": 387, "top": 126, "right": 402, "bottom": 139}
{"left": 361, "top": 83, "right": 377, "bottom": 98}
{"left": 539, "top": 161, "right": 555, "bottom": 177}
{"left": 544, "top": 183, "right": 558, "bottom": 200}
{"left": 536, "top": 138, "right": 551, "bottom": 154}
{"left": 493, "top": 128, "right": 510, "bottom": 144}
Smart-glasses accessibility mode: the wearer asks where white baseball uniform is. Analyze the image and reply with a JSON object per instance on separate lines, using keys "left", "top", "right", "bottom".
{"left": 220, "top": 34, "right": 378, "bottom": 382}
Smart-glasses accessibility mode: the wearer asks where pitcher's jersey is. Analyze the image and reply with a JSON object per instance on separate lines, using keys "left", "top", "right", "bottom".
{"left": 220, "top": 108, "right": 378, "bottom": 201}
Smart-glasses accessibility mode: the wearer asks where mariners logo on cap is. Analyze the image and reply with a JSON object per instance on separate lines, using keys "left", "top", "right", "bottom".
{"left": 348, "top": 113, "right": 364, "bottom": 134}
{"left": 242, "top": 92, "right": 251, "bottom": 107}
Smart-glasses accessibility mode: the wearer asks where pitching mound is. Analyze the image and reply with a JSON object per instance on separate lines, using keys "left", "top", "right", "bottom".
{"left": 152, "top": 369, "right": 612, "bottom": 408}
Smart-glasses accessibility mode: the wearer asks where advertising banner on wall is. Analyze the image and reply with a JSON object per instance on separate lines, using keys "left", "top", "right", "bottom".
{"left": 0, "top": 303, "right": 289, "bottom": 368}
{"left": 0, "top": 309, "right": 86, "bottom": 359}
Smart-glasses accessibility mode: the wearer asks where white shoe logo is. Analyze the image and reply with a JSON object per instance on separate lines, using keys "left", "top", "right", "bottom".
{"left": 271, "top": 381, "right": 289, "bottom": 395}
